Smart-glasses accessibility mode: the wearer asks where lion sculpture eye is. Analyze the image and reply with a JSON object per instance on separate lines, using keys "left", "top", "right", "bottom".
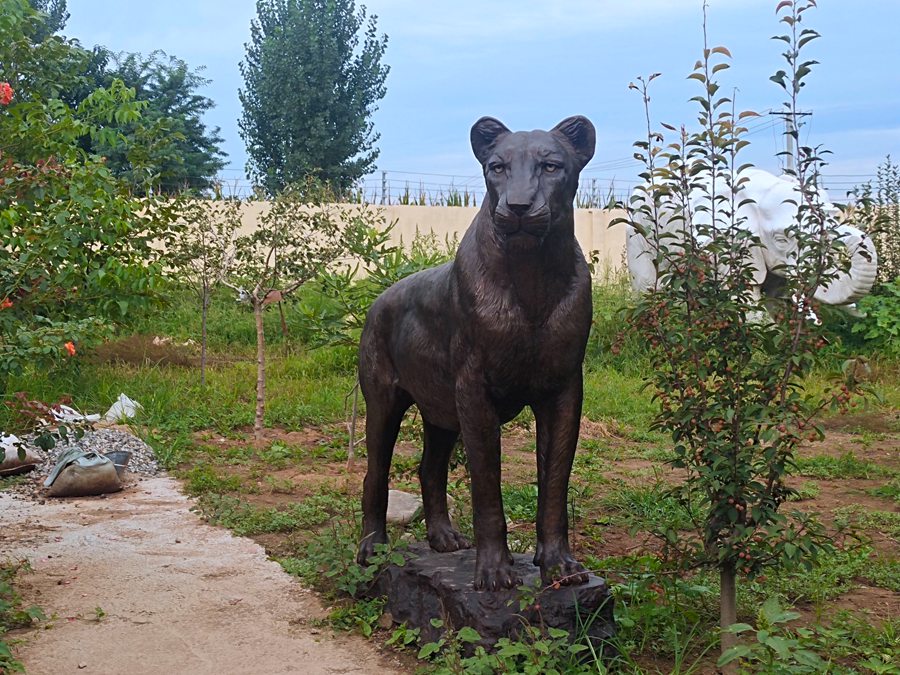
{"left": 490, "top": 164, "right": 505, "bottom": 175}
{"left": 543, "top": 163, "right": 561, "bottom": 174}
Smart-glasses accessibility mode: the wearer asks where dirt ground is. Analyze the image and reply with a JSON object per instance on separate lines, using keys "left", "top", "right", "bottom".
{"left": 0, "top": 477, "right": 407, "bottom": 675}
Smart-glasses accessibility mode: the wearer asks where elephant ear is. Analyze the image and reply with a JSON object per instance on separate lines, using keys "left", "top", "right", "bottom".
{"left": 746, "top": 239, "right": 768, "bottom": 287}
{"left": 471, "top": 117, "right": 511, "bottom": 165}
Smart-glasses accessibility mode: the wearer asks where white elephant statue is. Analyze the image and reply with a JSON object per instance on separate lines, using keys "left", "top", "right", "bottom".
{"left": 625, "top": 168, "right": 878, "bottom": 311}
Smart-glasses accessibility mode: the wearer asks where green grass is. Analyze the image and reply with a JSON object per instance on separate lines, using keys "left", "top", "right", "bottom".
{"left": 792, "top": 452, "right": 895, "bottom": 480}
{"left": 1, "top": 560, "right": 45, "bottom": 673}
{"left": 183, "top": 463, "right": 247, "bottom": 496}
{"left": 808, "top": 611, "right": 900, "bottom": 673}
{"left": 0, "top": 345, "right": 356, "bottom": 437}
{"left": 747, "top": 546, "right": 875, "bottom": 606}
{"left": 194, "top": 491, "right": 353, "bottom": 537}
{"left": 862, "top": 558, "right": 900, "bottom": 592}
{"left": 125, "top": 285, "right": 333, "bottom": 352}
{"left": 582, "top": 554, "right": 719, "bottom": 662}
{"left": 869, "top": 477, "right": 900, "bottom": 504}
{"left": 501, "top": 482, "right": 539, "bottom": 522}
{"left": 3, "top": 279, "right": 900, "bottom": 674}
{"left": 583, "top": 366, "right": 657, "bottom": 432}
{"left": 598, "top": 481, "right": 697, "bottom": 532}
{"left": 787, "top": 481, "right": 821, "bottom": 501}
{"left": 833, "top": 504, "right": 900, "bottom": 540}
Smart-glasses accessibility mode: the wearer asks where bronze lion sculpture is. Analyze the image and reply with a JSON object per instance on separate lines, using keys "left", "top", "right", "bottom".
{"left": 358, "top": 116, "right": 596, "bottom": 590}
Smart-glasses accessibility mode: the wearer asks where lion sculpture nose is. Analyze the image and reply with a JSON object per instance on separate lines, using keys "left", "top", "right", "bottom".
{"left": 507, "top": 199, "right": 532, "bottom": 217}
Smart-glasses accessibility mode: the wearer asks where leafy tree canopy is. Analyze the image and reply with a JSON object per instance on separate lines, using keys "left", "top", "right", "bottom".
{"left": 91, "top": 50, "right": 228, "bottom": 194}
{"left": 27, "top": 0, "right": 68, "bottom": 40}
{"left": 25, "top": 0, "right": 227, "bottom": 194}
{"left": 0, "top": 0, "right": 182, "bottom": 385}
{"left": 239, "top": 0, "right": 389, "bottom": 195}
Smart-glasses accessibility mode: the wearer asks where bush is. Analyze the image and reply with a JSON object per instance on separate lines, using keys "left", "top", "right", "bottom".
{"left": 852, "top": 278, "right": 900, "bottom": 357}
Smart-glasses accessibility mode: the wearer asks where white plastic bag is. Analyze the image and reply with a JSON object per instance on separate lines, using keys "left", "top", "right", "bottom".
{"left": 103, "top": 394, "right": 143, "bottom": 422}
{"left": 51, "top": 405, "right": 101, "bottom": 424}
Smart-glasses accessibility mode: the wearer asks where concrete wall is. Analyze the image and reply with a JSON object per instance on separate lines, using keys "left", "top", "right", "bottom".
{"left": 230, "top": 202, "right": 627, "bottom": 279}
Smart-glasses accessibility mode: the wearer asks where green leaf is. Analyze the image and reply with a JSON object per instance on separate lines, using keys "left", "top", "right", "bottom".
{"left": 717, "top": 644, "right": 752, "bottom": 665}
{"left": 794, "top": 650, "right": 825, "bottom": 668}
{"left": 417, "top": 642, "right": 442, "bottom": 659}
{"left": 456, "top": 626, "right": 481, "bottom": 643}
{"left": 761, "top": 635, "right": 791, "bottom": 658}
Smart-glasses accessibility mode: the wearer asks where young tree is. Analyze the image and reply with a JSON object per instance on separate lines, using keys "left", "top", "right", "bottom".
{"left": 167, "top": 194, "right": 242, "bottom": 386}
{"left": 622, "top": 2, "right": 857, "bottom": 669}
{"left": 238, "top": 0, "right": 389, "bottom": 195}
{"left": 223, "top": 182, "right": 385, "bottom": 440}
{"left": 304, "top": 228, "right": 457, "bottom": 349}
{"left": 852, "top": 156, "right": 900, "bottom": 289}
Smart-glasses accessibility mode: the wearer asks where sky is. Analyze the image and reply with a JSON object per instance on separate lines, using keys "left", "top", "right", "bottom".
{"left": 64, "top": 0, "right": 900, "bottom": 202}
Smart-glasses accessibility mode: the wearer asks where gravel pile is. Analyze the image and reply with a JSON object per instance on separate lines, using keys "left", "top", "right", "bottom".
{"left": 32, "top": 427, "right": 161, "bottom": 478}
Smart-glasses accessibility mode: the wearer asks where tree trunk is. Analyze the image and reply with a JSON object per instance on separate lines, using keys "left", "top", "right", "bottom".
{"left": 254, "top": 298, "right": 266, "bottom": 442}
{"left": 720, "top": 563, "right": 738, "bottom": 674}
{"left": 346, "top": 378, "right": 359, "bottom": 469}
{"left": 200, "top": 289, "right": 209, "bottom": 388}
{"left": 278, "top": 301, "right": 288, "bottom": 338}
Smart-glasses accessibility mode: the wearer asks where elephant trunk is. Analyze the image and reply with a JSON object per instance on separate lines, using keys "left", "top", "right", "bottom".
{"left": 813, "top": 225, "right": 878, "bottom": 306}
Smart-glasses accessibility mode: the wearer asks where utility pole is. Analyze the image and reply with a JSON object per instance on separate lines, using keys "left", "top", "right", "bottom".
{"left": 769, "top": 111, "right": 812, "bottom": 173}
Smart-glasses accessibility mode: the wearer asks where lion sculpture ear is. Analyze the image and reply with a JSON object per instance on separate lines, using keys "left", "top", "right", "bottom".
{"left": 551, "top": 116, "right": 596, "bottom": 170}
{"left": 471, "top": 117, "right": 511, "bottom": 166}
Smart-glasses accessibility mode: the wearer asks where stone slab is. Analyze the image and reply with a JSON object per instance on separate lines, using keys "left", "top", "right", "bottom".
{"left": 369, "top": 543, "right": 615, "bottom": 651}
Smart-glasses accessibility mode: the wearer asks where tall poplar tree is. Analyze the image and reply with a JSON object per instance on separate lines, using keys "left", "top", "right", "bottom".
{"left": 238, "top": 0, "right": 389, "bottom": 195}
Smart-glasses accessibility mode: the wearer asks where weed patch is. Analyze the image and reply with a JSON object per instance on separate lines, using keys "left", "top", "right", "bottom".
{"left": 861, "top": 558, "right": 900, "bottom": 592}
{"left": 501, "top": 483, "right": 539, "bottom": 522}
{"left": 748, "top": 546, "right": 874, "bottom": 606}
{"left": 195, "top": 492, "right": 352, "bottom": 537}
{"left": 1, "top": 560, "right": 45, "bottom": 673}
{"left": 183, "top": 464, "right": 246, "bottom": 496}
{"left": 787, "top": 481, "right": 821, "bottom": 502}
{"left": 869, "top": 477, "right": 900, "bottom": 504}
{"left": 833, "top": 505, "right": 900, "bottom": 540}
{"left": 793, "top": 452, "right": 894, "bottom": 480}
{"left": 599, "top": 481, "right": 697, "bottom": 532}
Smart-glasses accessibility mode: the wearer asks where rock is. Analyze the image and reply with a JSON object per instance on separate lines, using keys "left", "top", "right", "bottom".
{"left": 386, "top": 490, "right": 423, "bottom": 526}
{"left": 368, "top": 543, "right": 615, "bottom": 654}
{"left": 0, "top": 436, "right": 41, "bottom": 476}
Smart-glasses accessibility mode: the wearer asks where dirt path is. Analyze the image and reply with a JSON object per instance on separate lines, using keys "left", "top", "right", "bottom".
{"left": 0, "top": 477, "right": 408, "bottom": 675}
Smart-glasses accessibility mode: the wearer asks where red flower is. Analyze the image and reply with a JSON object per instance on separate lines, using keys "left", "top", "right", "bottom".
{"left": 0, "top": 82, "right": 13, "bottom": 106}
{"left": 0, "top": 298, "right": 12, "bottom": 310}
{"left": 64, "top": 341, "right": 76, "bottom": 356}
